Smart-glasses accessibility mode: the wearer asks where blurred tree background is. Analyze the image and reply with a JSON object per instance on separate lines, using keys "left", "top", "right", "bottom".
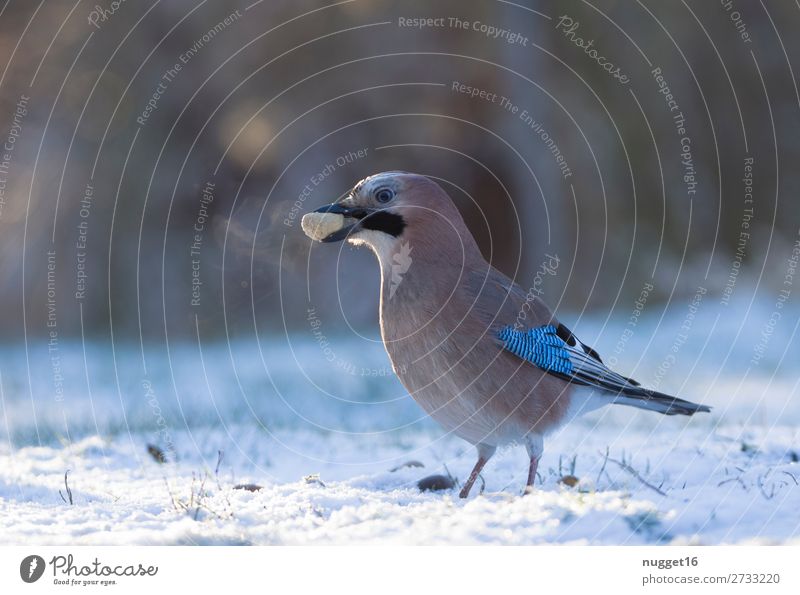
{"left": 0, "top": 0, "right": 798, "bottom": 344}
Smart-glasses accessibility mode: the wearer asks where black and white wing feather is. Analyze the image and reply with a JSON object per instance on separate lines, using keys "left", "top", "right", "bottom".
{"left": 497, "top": 323, "right": 710, "bottom": 416}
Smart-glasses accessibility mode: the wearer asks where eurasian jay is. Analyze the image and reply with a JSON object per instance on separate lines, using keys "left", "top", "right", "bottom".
{"left": 302, "top": 172, "right": 710, "bottom": 498}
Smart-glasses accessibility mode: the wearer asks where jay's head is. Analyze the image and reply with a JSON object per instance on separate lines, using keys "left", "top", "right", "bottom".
{"left": 301, "top": 171, "right": 466, "bottom": 259}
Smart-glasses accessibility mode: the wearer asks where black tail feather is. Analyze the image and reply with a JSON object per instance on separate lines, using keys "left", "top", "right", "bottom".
{"left": 612, "top": 387, "right": 711, "bottom": 416}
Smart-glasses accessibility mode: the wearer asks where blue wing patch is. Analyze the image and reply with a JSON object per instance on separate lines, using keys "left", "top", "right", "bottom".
{"left": 497, "top": 325, "right": 574, "bottom": 375}
{"left": 498, "top": 324, "right": 711, "bottom": 415}
{"left": 499, "top": 324, "right": 642, "bottom": 391}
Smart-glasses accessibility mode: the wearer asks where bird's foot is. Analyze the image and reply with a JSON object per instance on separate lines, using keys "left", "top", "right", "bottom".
{"left": 459, "top": 455, "right": 490, "bottom": 498}
{"left": 523, "top": 454, "right": 540, "bottom": 495}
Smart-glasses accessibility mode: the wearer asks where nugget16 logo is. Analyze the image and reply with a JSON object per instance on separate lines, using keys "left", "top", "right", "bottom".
{"left": 20, "top": 555, "right": 46, "bottom": 583}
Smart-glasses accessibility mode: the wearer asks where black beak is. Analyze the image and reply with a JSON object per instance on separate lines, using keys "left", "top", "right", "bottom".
{"left": 312, "top": 202, "right": 372, "bottom": 243}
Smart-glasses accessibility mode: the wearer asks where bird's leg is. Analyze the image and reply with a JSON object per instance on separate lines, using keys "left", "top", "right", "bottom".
{"left": 525, "top": 457, "right": 539, "bottom": 492}
{"left": 524, "top": 434, "right": 544, "bottom": 495}
{"left": 459, "top": 458, "right": 488, "bottom": 499}
{"left": 459, "top": 443, "right": 496, "bottom": 499}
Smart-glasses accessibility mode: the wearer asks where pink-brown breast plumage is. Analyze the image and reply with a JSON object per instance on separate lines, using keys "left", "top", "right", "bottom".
{"left": 379, "top": 250, "right": 574, "bottom": 447}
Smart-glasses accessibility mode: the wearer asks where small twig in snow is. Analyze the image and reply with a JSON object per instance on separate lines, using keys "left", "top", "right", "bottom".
{"left": 606, "top": 456, "right": 667, "bottom": 496}
{"left": 213, "top": 449, "right": 232, "bottom": 514}
{"left": 58, "top": 470, "right": 73, "bottom": 505}
{"left": 757, "top": 474, "right": 775, "bottom": 500}
{"left": 596, "top": 447, "right": 610, "bottom": 487}
{"left": 718, "top": 477, "right": 747, "bottom": 490}
{"left": 164, "top": 478, "right": 180, "bottom": 511}
{"left": 442, "top": 463, "right": 451, "bottom": 479}
{"left": 215, "top": 450, "right": 224, "bottom": 477}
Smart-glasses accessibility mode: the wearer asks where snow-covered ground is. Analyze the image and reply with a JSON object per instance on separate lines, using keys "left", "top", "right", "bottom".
{"left": 2, "top": 422, "right": 799, "bottom": 545}
{"left": 1, "top": 300, "right": 799, "bottom": 545}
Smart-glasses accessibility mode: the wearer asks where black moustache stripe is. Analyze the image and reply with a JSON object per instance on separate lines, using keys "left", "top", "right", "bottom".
{"left": 361, "top": 212, "right": 406, "bottom": 237}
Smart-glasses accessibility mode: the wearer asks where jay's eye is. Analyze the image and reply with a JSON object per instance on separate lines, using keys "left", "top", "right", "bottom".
{"left": 375, "top": 187, "right": 395, "bottom": 203}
